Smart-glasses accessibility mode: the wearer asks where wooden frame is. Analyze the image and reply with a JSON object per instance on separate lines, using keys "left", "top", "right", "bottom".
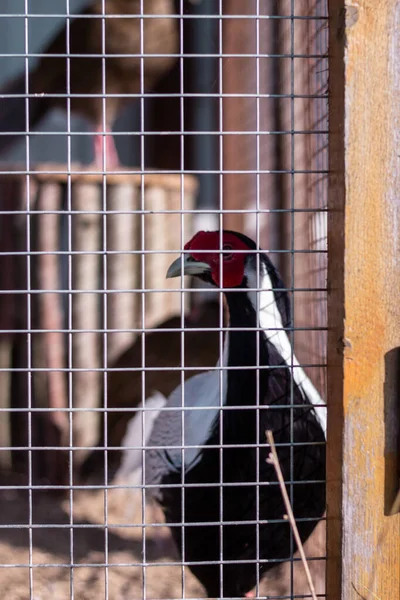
{"left": 328, "top": 1, "right": 400, "bottom": 598}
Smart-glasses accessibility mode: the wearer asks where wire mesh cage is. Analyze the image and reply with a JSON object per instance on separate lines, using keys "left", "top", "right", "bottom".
{"left": 0, "top": 1, "right": 328, "bottom": 599}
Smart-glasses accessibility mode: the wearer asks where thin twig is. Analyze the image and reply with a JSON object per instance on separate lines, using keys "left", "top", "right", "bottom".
{"left": 362, "top": 586, "right": 381, "bottom": 600}
{"left": 266, "top": 430, "right": 318, "bottom": 600}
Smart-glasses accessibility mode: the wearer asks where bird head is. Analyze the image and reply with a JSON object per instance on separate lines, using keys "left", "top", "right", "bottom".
{"left": 167, "top": 229, "right": 291, "bottom": 332}
{"left": 166, "top": 230, "right": 259, "bottom": 288}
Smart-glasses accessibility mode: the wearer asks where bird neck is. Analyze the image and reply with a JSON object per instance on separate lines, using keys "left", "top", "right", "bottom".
{"left": 243, "top": 262, "right": 327, "bottom": 434}
{"left": 223, "top": 289, "right": 270, "bottom": 406}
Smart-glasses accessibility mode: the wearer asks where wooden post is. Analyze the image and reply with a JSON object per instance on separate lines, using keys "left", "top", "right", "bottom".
{"left": 71, "top": 183, "right": 102, "bottom": 465}
{"left": 328, "top": 2, "right": 400, "bottom": 598}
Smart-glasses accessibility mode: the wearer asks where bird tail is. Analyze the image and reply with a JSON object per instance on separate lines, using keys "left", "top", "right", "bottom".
{"left": 114, "top": 391, "right": 167, "bottom": 486}
{"left": 0, "top": 73, "right": 48, "bottom": 156}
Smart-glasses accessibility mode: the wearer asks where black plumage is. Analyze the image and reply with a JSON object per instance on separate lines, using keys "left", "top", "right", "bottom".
{"left": 79, "top": 300, "right": 226, "bottom": 482}
{"left": 145, "top": 230, "right": 326, "bottom": 597}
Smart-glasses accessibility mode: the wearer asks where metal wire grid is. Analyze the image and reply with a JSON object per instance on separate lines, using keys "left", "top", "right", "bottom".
{"left": 0, "top": 1, "right": 328, "bottom": 599}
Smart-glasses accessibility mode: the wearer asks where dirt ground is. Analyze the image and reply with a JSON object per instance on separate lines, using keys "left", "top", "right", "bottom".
{"left": 0, "top": 477, "right": 326, "bottom": 600}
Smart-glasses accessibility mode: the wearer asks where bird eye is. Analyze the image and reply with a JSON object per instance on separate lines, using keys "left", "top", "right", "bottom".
{"left": 223, "top": 243, "right": 233, "bottom": 261}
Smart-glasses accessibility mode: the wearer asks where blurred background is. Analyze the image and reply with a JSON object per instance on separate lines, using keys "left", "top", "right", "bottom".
{"left": 0, "top": 1, "right": 328, "bottom": 598}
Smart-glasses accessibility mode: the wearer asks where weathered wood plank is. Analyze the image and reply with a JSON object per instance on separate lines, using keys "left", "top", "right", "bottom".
{"left": 328, "top": 1, "right": 400, "bottom": 598}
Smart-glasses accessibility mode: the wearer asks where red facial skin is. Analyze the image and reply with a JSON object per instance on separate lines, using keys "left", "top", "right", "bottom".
{"left": 184, "top": 231, "right": 250, "bottom": 288}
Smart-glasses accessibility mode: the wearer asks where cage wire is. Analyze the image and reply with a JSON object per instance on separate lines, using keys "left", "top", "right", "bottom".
{"left": 0, "top": 1, "right": 328, "bottom": 599}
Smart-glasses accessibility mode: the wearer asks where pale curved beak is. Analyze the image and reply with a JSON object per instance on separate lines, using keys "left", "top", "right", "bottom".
{"left": 166, "top": 254, "right": 211, "bottom": 279}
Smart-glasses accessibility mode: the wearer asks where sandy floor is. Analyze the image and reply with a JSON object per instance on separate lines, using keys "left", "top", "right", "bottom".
{"left": 0, "top": 478, "right": 326, "bottom": 600}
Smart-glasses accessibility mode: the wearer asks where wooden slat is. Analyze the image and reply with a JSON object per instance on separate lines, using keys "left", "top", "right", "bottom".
{"left": 0, "top": 164, "right": 198, "bottom": 193}
{"left": 143, "top": 186, "right": 193, "bottom": 328}
{"left": 0, "top": 179, "right": 19, "bottom": 470}
{"left": 106, "top": 183, "right": 138, "bottom": 364}
{"left": 328, "top": 1, "right": 400, "bottom": 598}
{"left": 72, "top": 183, "right": 102, "bottom": 465}
{"left": 32, "top": 183, "right": 69, "bottom": 483}
{"left": 275, "top": 3, "right": 329, "bottom": 395}
{"left": 36, "top": 183, "right": 69, "bottom": 437}
{"left": 144, "top": 186, "right": 172, "bottom": 328}
{"left": 0, "top": 339, "right": 11, "bottom": 470}
{"left": 11, "top": 178, "right": 37, "bottom": 476}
